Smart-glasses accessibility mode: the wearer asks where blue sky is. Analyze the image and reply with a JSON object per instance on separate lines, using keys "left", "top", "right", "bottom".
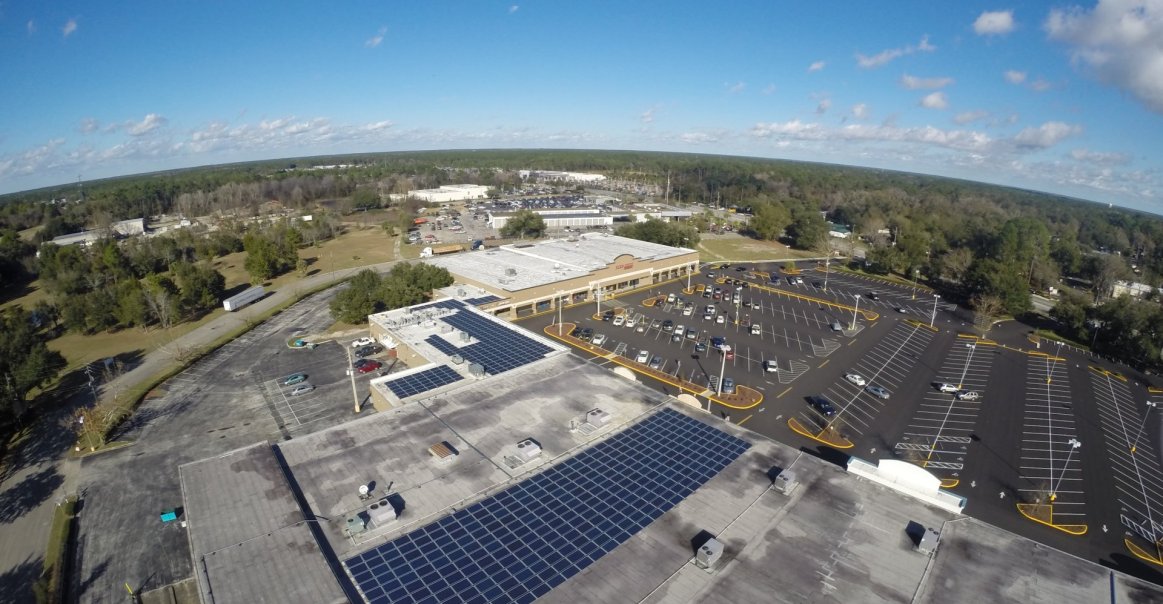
{"left": 1, "top": 1, "right": 1162, "bottom": 213}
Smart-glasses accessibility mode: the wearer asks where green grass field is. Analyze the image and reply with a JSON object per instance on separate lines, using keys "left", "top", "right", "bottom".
{"left": 697, "top": 237, "right": 823, "bottom": 262}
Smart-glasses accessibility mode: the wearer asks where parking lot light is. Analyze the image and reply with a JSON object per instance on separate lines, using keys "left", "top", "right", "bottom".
{"left": 1049, "top": 438, "right": 1081, "bottom": 502}
{"left": 957, "top": 343, "right": 976, "bottom": 390}
{"left": 1131, "top": 401, "right": 1159, "bottom": 454}
{"left": 850, "top": 294, "right": 861, "bottom": 331}
{"left": 930, "top": 294, "right": 941, "bottom": 328}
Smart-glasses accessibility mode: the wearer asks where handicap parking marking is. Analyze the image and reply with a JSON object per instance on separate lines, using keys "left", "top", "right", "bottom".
{"left": 1088, "top": 374, "right": 1163, "bottom": 541}
{"left": 1017, "top": 355, "right": 1088, "bottom": 518}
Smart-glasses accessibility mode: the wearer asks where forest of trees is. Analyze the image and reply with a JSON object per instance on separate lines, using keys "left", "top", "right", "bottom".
{"left": 329, "top": 264, "right": 454, "bottom": 324}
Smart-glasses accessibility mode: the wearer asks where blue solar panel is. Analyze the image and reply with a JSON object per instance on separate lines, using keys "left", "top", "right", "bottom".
{"left": 385, "top": 365, "right": 464, "bottom": 399}
{"left": 345, "top": 408, "right": 750, "bottom": 603}
{"left": 464, "top": 295, "right": 501, "bottom": 306}
{"left": 422, "top": 309, "right": 553, "bottom": 376}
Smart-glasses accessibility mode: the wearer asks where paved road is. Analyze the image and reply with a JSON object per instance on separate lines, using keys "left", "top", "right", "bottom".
{"left": 0, "top": 240, "right": 403, "bottom": 602}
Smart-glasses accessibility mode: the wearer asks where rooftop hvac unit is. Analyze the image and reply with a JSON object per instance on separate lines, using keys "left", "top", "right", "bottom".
{"left": 695, "top": 538, "right": 724, "bottom": 570}
{"left": 915, "top": 528, "right": 941, "bottom": 555}
{"left": 774, "top": 470, "right": 799, "bottom": 495}
{"left": 450, "top": 354, "right": 464, "bottom": 365}
{"left": 457, "top": 288, "right": 467, "bottom": 298}
{"left": 459, "top": 330, "right": 471, "bottom": 342}
{"left": 506, "top": 268, "right": 518, "bottom": 276}
{"left": 586, "top": 408, "right": 611, "bottom": 427}
{"left": 468, "top": 363, "right": 486, "bottom": 377}
{"left": 516, "top": 439, "right": 542, "bottom": 460}
{"left": 368, "top": 499, "right": 398, "bottom": 526}
{"left": 441, "top": 325, "right": 453, "bottom": 333}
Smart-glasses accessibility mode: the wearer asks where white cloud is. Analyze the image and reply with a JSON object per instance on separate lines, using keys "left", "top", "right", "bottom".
{"left": 640, "top": 107, "right": 656, "bottom": 124}
{"left": 1004, "top": 70, "right": 1027, "bottom": 84}
{"left": 508, "top": 5, "right": 519, "bottom": 13}
{"left": 680, "top": 132, "right": 718, "bottom": 144}
{"left": 920, "top": 91, "right": 949, "bottom": 109}
{"left": 851, "top": 104, "right": 870, "bottom": 120}
{"left": 78, "top": 118, "right": 99, "bottom": 134}
{"left": 807, "top": 60, "right": 826, "bottom": 72}
{"left": 727, "top": 81, "right": 746, "bottom": 94}
{"left": 127, "top": 114, "right": 167, "bottom": 136}
{"left": 750, "top": 120, "right": 820, "bottom": 137}
{"left": 26, "top": 20, "right": 35, "bottom": 35}
{"left": 816, "top": 98, "right": 832, "bottom": 114}
{"left": 953, "top": 110, "right": 989, "bottom": 124}
{"left": 62, "top": 18, "right": 77, "bottom": 38}
{"left": 751, "top": 120, "right": 994, "bottom": 152}
{"left": 973, "top": 10, "right": 1016, "bottom": 35}
{"left": 1012, "top": 121, "right": 1083, "bottom": 148}
{"left": 1029, "top": 78, "right": 1052, "bottom": 91}
{"left": 762, "top": 83, "right": 776, "bottom": 95}
{"left": 1046, "top": 0, "right": 1163, "bottom": 114}
{"left": 365, "top": 26, "right": 387, "bottom": 48}
{"left": 901, "top": 74, "right": 954, "bottom": 89}
{"left": 1070, "top": 148, "right": 1130, "bottom": 166}
{"left": 856, "top": 35, "right": 936, "bottom": 68}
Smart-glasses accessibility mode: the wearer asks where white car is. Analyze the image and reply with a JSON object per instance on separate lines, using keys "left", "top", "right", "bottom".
{"left": 352, "top": 337, "right": 375, "bottom": 348}
{"left": 956, "top": 390, "right": 981, "bottom": 401}
{"left": 612, "top": 315, "right": 626, "bottom": 326}
{"left": 625, "top": 316, "right": 636, "bottom": 328}
{"left": 715, "top": 315, "right": 726, "bottom": 324}
{"left": 845, "top": 373, "right": 867, "bottom": 387}
{"left": 750, "top": 323, "right": 762, "bottom": 335}
{"left": 937, "top": 383, "right": 959, "bottom": 393}
{"left": 636, "top": 350, "right": 650, "bottom": 364}
{"left": 682, "top": 306, "right": 694, "bottom": 316}
{"left": 592, "top": 333, "right": 607, "bottom": 346}
{"left": 764, "top": 359, "right": 779, "bottom": 373}
{"left": 675, "top": 324, "right": 685, "bottom": 337}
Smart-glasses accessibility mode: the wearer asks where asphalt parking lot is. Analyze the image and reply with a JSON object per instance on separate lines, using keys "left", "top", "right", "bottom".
{"left": 521, "top": 260, "right": 1163, "bottom": 585}
{"left": 69, "top": 287, "right": 402, "bottom": 601}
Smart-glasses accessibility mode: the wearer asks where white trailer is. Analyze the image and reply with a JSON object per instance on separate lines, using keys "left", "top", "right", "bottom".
{"left": 223, "top": 286, "right": 265, "bottom": 312}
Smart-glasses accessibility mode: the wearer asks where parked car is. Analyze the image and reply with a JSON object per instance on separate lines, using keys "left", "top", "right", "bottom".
{"left": 751, "top": 323, "right": 762, "bottom": 335}
{"left": 867, "top": 292, "right": 880, "bottom": 300}
{"left": 686, "top": 328, "right": 698, "bottom": 340}
{"left": 284, "top": 373, "right": 307, "bottom": 386}
{"left": 602, "top": 310, "right": 615, "bottom": 321}
{"left": 625, "top": 316, "right": 637, "bottom": 328}
{"left": 352, "top": 337, "right": 375, "bottom": 348}
{"left": 718, "top": 377, "right": 734, "bottom": 394}
{"left": 695, "top": 341, "right": 708, "bottom": 353}
{"left": 579, "top": 328, "right": 594, "bottom": 341}
{"left": 291, "top": 384, "right": 315, "bottom": 396}
{"left": 649, "top": 355, "right": 663, "bottom": 369}
{"left": 896, "top": 307, "right": 908, "bottom": 314}
{"left": 865, "top": 385, "right": 891, "bottom": 399}
{"left": 356, "top": 344, "right": 383, "bottom": 357}
{"left": 845, "top": 373, "right": 867, "bottom": 387}
{"left": 763, "top": 359, "right": 779, "bottom": 373}
{"left": 650, "top": 319, "right": 663, "bottom": 330}
{"left": 956, "top": 390, "right": 981, "bottom": 401}
{"left": 355, "top": 359, "right": 382, "bottom": 374}
{"left": 794, "top": 276, "right": 804, "bottom": 285}
{"left": 735, "top": 266, "right": 747, "bottom": 272}
{"left": 592, "top": 333, "right": 607, "bottom": 346}
{"left": 786, "top": 276, "right": 796, "bottom": 285}
{"left": 808, "top": 395, "right": 837, "bottom": 416}
{"left": 613, "top": 314, "right": 626, "bottom": 326}
{"left": 715, "top": 315, "right": 726, "bottom": 324}
{"left": 831, "top": 322, "right": 844, "bottom": 332}
{"left": 662, "top": 320, "right": 674, "bottom": 332}
{"left": 683, "top": 306, "right": 694, "bottom": 316}
{"left": 936, "top": 383, "right": 959, "bottom": 393}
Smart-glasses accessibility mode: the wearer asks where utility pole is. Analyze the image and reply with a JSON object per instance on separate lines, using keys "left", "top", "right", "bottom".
{"left": 345, "top": 346, "right": 360, "bottom": 414}
{"left": 850, "top": 295, "right": 861, "bottom": 331}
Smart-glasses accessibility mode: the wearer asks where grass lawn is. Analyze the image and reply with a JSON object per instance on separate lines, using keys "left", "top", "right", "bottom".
{"left": 698, "top": 237, "right": 823, "bottom": 262}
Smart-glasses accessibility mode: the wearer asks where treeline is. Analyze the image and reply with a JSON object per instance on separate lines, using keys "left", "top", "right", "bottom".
{"left": 330, "top": 264, "right": 454, "bottom": 324}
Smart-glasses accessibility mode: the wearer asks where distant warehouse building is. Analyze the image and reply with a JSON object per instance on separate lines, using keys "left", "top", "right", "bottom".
{"left": 519, "top": 170, "right": 607, "bottom": 183}
{"left": 390, "top": 184, "right": 492, "bottom": 203}
{"left": 487, "top": 207, "right": 613, "bottom": 231}
{"left": 422, "top": 233, "right": 698, "bottom": 319}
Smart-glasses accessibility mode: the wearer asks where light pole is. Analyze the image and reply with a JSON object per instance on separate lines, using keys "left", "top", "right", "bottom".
{"left": 1091, "top": 322, "right": 1103, "bottom": 350}
{"left": 1047, "top": 341, "right": 1064, "bottom": 384}
{"left": 557, "top": 289, "right": 564, "bottom": 336}
{"left": 911, "top": 269, "right": 920, "bottom": 300}
{"left": 823, "top": 255, "right": 830, "bottom": 292}
{"left": 595, "top": 285, "right": 603, "bottom": 316}
{"left": 957, "top": 343, "right": 976, "bottom": 389}
{"left": 1130, "top": 401, "right": 1159, "bottom": 454}
{"left": 717, "top": 345, "right": 728, "bottom": 394}
{"left": 850, "top": 294, "right": 861, "bottom": 331}
{"left": 1049, "top": 438, "right": 1081, "bottom": 502}
{"left": 930, "top": 294, "right": 941, "bottom": 328}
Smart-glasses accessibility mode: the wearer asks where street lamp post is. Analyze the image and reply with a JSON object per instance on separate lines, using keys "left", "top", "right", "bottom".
{"left": 717, "top": 345, "right": 728, "bottom": 395}
{"left": 930, "top": 294, "right": 941, "bottom": 328}
{"left": 557, "top": 289, "right": 564, "bottom": 336}
{"left": 823, "top": 255, "right": 830, "bottom": 292}
{"left": 1130, "top": 401, "right": 1159, "bottom": 454}
{"left": 595, "top": 286, "right": 602, "bottom": 316}
{"left": 911, "top": 269, "right": 920, "bottom": 300}
{"left": 957, "top": 343, "right": 976, "bottom": 389}
{"left": 1049, "top": 438, "right": 1081, "bottom": 502}
{"left": 850, "top": 294, "right": 861, "bottom": 331}
{"left": 1047, "top": 341, "right": 1064, "bottom": 384}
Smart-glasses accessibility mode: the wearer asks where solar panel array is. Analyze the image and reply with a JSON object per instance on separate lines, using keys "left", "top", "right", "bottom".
{"left": 421, "top": 311, "right": 553, "bottom": 376}
{"left": 464, "top": 295, "right": 501, "bottom": 306}
{"left": 345, "top": 408, "right": 750, "bottom": 604}
{"left": 385, "top": 365, "right": 465, "bottom": 399}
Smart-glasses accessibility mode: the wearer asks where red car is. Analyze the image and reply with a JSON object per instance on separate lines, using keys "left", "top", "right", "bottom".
{"left": 354, "top": 359, "right": 382, "bottom": 374}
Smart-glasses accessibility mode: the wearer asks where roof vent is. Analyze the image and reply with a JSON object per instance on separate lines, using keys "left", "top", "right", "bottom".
{"left": 368, "top": 498, "right": 399, "bottom": 526}
{"left": 915, "top": 527, "right": 941, "bottom": 555}
{"left": 695, "top": 538, "right": 724, "bottom": 570}
{"left": 449, "top": 354, "right": 464, "bottom": 365}
{"left": 459, "top": 330, "right": 471, "bottom": 342}
{"left": 457, "top": 288, "right": 467, "bottom": 298}
{"left": 428, "top": 440, "right": 459, "bottom": 462}
{"left": 516, "top": 438, "right": 542, "bottom": 460}
{"left": 774, "top": 470, "right": 799, "bottom": 495}
{"left": 506, "top": 268, "right": 518, "bottom": 276}
{"left": 586, "top": 408, "right": 611, "bottom": 427}
{"left": 468, "top": 363, "right": 485, "bottom": 377}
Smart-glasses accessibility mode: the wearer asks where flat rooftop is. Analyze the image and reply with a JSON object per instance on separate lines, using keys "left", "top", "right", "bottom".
{"left": 180, "top": 356, "right": 1163, "bottom": 604}
{"left": 178, "top": 443, "right": 347, "bottom": 604}
{"left": 367, "top": 299, "right": 569, "bottom": 405}
{"left": 423, "top": 233, "right": 695, "bottom": 292}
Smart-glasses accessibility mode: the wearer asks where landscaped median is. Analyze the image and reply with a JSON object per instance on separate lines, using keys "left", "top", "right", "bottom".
{"left": 542, "top": 322, "right": 763, "bottom": 410}
{"left": 819, "top": 264, "right": 936, "bottom": 294}
{"left": 787, "top": 417, "right": 854, "bottom": 449}
{"left": 751, "top": 282, "right": 880, "bottom": 322}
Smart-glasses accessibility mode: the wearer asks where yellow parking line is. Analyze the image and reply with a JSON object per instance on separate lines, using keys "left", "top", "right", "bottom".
{"left": 737, "top": 414, "right": 753, "bottom": 426}
{"left": 777, "top": 386, "right": 792, "bottom": 398}
{"left": 848, "top": 339, "right": 858, "bottom": 346}
{"left": 818, "top": 359, "right": 830, "bottom": 369}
